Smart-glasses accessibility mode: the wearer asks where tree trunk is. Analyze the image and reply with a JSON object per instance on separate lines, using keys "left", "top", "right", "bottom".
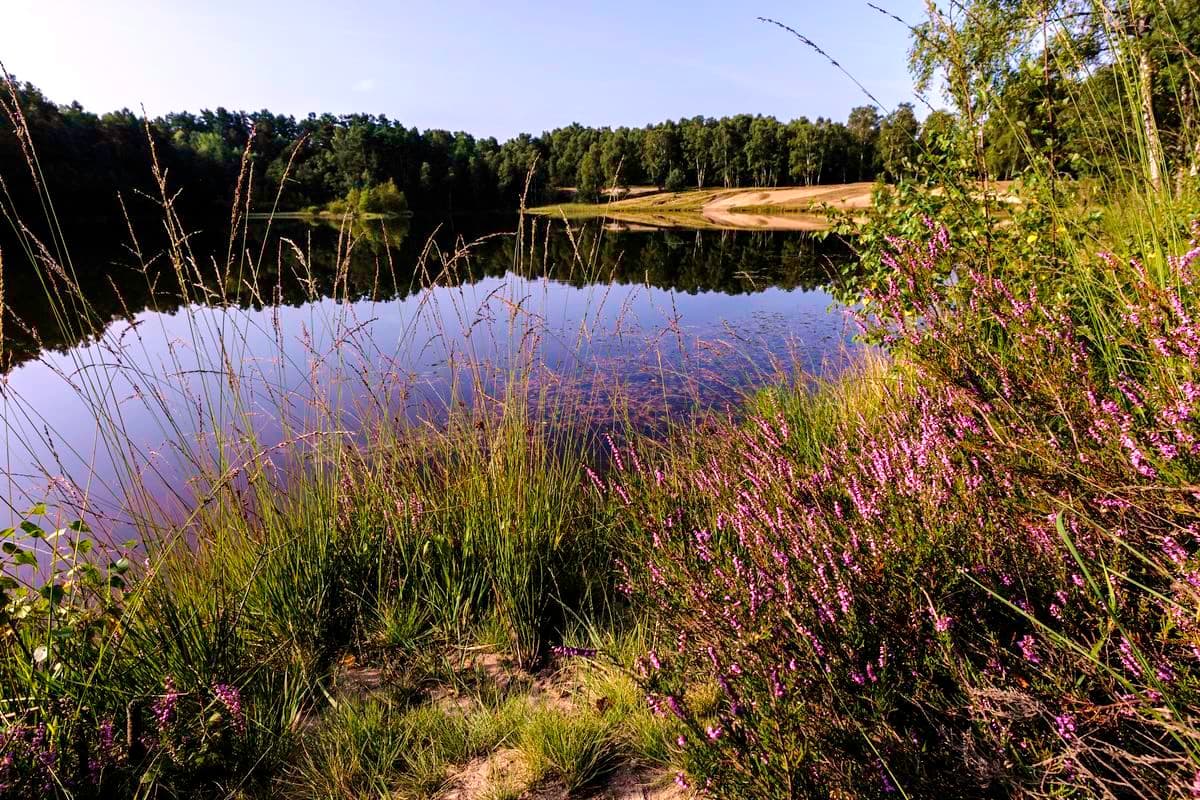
{"left": 1135, "top": 13, "right": 1164, "bottom": 192}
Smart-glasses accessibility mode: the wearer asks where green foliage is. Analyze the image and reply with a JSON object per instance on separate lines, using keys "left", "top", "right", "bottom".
{"left": 0, "top": 506, "right": 308, "bottom": 797}
{"left": 908, "top": 0, "right": 1200, "bottom": 186}
{"left": 326, "top": 178, "right": 409, "bottom": 218}
{"left": 664, "top": 166, "right": 688, "bottom": 192}
{"left": 290, "top": 694, "right": 529, "bottom": 799}
{"left": 518, "top": 708, "right": 619, "bottom": 793}
{"left": 0, "top": 80, "right": 909, "bottom": 230}
{"left": 878, "top": 102, "right": 921, "bottom": 180}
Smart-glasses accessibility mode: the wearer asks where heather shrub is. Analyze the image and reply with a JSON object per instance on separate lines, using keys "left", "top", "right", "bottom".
{"left": 615, "top": 223, "right": 1200, "bottom": 798}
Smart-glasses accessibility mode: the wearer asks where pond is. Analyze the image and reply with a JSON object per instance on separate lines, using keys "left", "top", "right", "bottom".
{"left": 0, "top": 213, "right": 860, "bottom": 530}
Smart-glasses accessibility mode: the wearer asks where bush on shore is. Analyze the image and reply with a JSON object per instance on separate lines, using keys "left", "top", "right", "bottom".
{"left": 611, "top": 220, "right": 1200, "bottom": 798}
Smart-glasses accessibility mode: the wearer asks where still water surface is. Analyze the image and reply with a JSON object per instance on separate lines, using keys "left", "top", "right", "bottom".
{"left": 0, "top": 215, "right": 858, "bottom": 528}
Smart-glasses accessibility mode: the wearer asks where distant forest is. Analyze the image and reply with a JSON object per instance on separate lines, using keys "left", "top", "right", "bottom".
{"left": 0, "top": 81, "right": 935, "bottom": 223}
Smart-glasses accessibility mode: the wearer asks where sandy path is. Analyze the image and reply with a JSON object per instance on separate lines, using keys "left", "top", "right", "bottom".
{"left": 702, "top": 183, "right": 876, "bottom": 212}
{"left": 699, "top": 209, "right": 833, "bottom": 231}
{"left": 540, "top": 181, "right": 1017, "bottom": 231}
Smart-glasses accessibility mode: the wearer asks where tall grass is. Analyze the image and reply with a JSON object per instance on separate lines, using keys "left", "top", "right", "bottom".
{"left": 0, "top": 74, "right": 673, "bottom": 795}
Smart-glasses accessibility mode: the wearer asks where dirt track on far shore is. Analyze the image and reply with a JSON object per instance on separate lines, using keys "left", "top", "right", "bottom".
{"left": 534, "top": 181, "right": 1015, "bottom": 231}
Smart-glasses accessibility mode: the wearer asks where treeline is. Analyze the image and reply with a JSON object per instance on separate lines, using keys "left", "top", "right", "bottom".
{"left": 164, "top": 102, "right": 929, "bottom": 203}
{"left": 7, "top": 0, "right": 1198, "bottom": 235}
{"left": 1, "top": 80, "right": 929, "bottom": 224}
{"left": 539, "top": 106, "right": 928, "bottom": 198}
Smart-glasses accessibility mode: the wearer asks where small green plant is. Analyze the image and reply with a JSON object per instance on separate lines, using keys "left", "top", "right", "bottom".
{"left": 518, "top": 707, "right": 619, "bottom": 793}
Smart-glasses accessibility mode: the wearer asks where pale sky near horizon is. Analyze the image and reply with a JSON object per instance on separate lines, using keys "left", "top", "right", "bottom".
{"left": 1, "top": 1, "right": 930, "bottom": 140}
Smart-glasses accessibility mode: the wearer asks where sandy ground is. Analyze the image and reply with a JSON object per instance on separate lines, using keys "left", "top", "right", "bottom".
{"left": 699, "top": 209, "right": 836, "bottom": 231}
{"left": 540, "top": 184, "right": 876, "bottom": 231}
{"left": 700, "top": 182, "right": 876, "bottom": 212}
{"left": 441, "top": 753, "right": 688, "bottom": 800}
{"left": 536, "top": 181, "right": 1016, "bottom": 231}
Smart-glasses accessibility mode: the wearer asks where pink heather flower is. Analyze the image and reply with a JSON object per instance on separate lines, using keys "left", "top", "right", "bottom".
{"left": 552, "top": 645, "right": 597, "bottom": 659}
{"left": 628, "top": 445, "right": 644, "bottom": 476}
{"left": 1055, "top": 713, "right": 1076, "bottom": 740}
{"left": 879, "top": 761, "right": 897, "bottom": 793}
{"left": 583, "top": 466, "right": 604, "bottom": 492}
{"left": 152, "top": 677, "right": 181, "bottom": 731}
{"left": 211, "top": 682, "right": 245, "bottom": 734}
{"left": 1018, "top": 635, "right": 1041, "bottom": 665}
{"left": 675, "top": 773, "right": 690, "bottom": 790}
{"left": 604, "top": 433, "right": 625, "bottom": 471}
{"left": 705, "top": 725, "right": 723, "bottom": 740}
{"left": 665, "top": 695, "right": 686, "bottom": 719}
{"left": 1162, "top": 537, "right": 1189, "bottom": 565}
{"left": 1117, "top": 637, "right": 1143, "bottom": 677}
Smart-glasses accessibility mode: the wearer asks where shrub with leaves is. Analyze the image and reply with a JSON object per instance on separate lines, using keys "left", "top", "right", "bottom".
{"left": 0, "top": 508, "right": 292, "bottom": 797}
{"left": 614, "top": 224, "right": 1200, "bottom": 798}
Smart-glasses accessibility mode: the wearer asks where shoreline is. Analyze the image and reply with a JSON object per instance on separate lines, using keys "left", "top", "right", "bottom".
{"left": 529, "top": 183, "right": 876, "bottom": 231}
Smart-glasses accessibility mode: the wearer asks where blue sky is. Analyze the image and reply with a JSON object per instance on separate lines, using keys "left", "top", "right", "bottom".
{"left": 1, "top": 0, "right": 929, "bottom": 140}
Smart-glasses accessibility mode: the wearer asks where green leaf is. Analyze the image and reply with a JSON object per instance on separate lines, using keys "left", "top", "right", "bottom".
{"left": 19, "top": 521, "right": 44, "bottom": 538}
{"left": 68, "top": 520, "right": 91, "bottom": 533}
{"left": 27, "top": 504, "right": 47, "bottom": 517}
{"left": 39, "top": 584, "right": 65, "bottom": 605}
{"left": 14, "top": 551, "right": 37, "bottom": 568}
